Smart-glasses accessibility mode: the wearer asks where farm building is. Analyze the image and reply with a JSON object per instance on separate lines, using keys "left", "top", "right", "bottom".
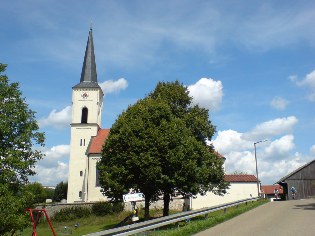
{"left": 261, "top": 185, "right": 284, "bottom": 201}
{"left": 189, "top": 175, "right": 258, "bottom": 210}
{"left": 276, "top": 159, "right": 315, "bottom": 200}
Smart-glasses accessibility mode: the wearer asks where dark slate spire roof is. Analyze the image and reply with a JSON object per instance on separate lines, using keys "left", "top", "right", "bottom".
{"left": 73, "top": 28, "right": 101, "bottom": 89}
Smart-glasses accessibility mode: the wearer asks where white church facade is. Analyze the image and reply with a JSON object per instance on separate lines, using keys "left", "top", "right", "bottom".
{"left": 67, "top": 28, "right": 108, "bottom": 203}
{"left": 66, "top": 29, "right": 259, "bottom": 206}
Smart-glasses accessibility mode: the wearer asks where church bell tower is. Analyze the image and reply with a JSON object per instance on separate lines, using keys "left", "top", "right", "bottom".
{"left": 67, "top": 28, "right": 104, "bottom": 203}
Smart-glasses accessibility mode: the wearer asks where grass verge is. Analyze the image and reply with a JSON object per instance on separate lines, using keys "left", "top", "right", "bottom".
{"left": 18, "top": 208, "right": 167, "bottom": 236}
{"left": 150, "top": 199, "right": 268, "bottom": 236}
{"left": 18, "top": 200, "right": 267, "bottom": 236}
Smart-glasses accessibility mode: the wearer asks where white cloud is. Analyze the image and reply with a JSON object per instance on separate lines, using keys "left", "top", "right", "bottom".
{"left": 43, "top": 145, "right": 70, "bottom": 160}
{"left": 99, "top": 78, "right": 128, "bottom": 95}
{"left": 298, "top": 70, "right": 315, "bottom": 89}
{"left": 39, "top": 106, "right": 71, "bottom": 129}
{"left": 212, "top": 130, "right": 252, "bottom": 154}
{"left": 33, "top": 161, "right": 68, "bottom": 187}
{"left": 224, "top": 151, "right": 255, "bottom": 175}
{"left": 30, "top": 145, "right": 70, "bottom": 186}
{"left": 289, "top": 75, "right": 297, "bottom": 82}
{"left": 39, "top": 144, "right": 70, "bottom": 168}
{"left": 242, "top": 116, "right": 298, "bottom": 140}
{"left": 264, "top": 135, "right": 295, "bottom": 159}
{"left": 270, "top": 96, "right": 289, "bottom": 110}
{"left": 188, "top": 78, "right": 223, "bottom": 111}
{"left": 293, "top": 70, "right": 315, "bottom": 101}
{"left": 258, "top": 157, "right": 303, "bottom": 183}
{"left": 212, "top": 116, "right": 313, "bottom": 184}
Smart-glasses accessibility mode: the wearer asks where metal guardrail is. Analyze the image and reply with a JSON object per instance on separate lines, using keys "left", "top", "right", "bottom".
{"left": 83, "top": 197, "right": 259, "bottom": 236}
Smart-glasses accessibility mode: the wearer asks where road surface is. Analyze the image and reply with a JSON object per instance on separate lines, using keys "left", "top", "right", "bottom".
{"left": 194, "top": 198, "right": 315, "bottom": 236}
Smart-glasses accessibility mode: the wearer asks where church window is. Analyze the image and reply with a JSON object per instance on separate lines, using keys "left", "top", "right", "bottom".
{"left": 80, "top": 139, "right": 86, "bottom": 146}
{"left": 95, "top": 168, "right": 100, "bottom": 187}
{"left": 81, "top": 107, "right": 88, "bottom": 123}
{"left": 79, "top": 191, "right": 82, "bottom": 198}
{"left": 80, "top": 171, "right": 83, "bottom": 176}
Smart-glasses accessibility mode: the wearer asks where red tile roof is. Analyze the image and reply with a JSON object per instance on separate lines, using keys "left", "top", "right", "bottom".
{"left": 88, "top": 129, "right": 110, "bottom": 154}
{"left": 224, "top": 175, "right": 258, "bottom": 182}
{"left": 261, "top": 185, "right": 284, "bottom": 194}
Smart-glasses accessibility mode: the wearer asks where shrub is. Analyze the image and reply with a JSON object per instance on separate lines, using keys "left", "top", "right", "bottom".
{"left": 53, "top": 206, "right": 91, "bottom": 222}
{"left": 92, "top": 202, "right": 113, "bottom": 216}
{"left": 92, "top": 201, "right": 124, "bottom": 216}
{"left": 112, "top": 202, "right": 124, "bottom": 213}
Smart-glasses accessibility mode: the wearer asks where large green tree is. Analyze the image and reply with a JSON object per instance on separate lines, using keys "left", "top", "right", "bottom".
{"left": 0, "top": 63, "right": 45, "bottom": 235}
{"left": 98, "top": 81, "right": 227, "bottom": 219}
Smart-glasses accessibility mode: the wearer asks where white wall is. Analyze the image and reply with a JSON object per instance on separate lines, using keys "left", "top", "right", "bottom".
{"left": 72, "top": 88, "right": 103, "bottom": 125}
{"left": 87, "top": 155, "right": 108, "bottom": 202}
{"left": 67, "top": 87, "right": 103, "bottom": 203}
{"left": 191, "top": 182, "right": 258, "bottom": 210}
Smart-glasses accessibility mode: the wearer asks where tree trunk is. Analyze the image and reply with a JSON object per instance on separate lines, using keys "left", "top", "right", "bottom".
{"left": 144, "top": 196, "right": 150, "bottom": 220}
{"left": 163, "top": 192, "right": 170, "bottom": 216}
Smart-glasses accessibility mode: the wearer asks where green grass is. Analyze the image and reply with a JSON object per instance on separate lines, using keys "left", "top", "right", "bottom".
{"left": 19, "top": 212, "right": 128, "bottom": 236}
{"left": 18, "top": 200, "right": 267, "bottom": 236}
{"left": 18, "top": 208, "right": 166, "bottom": 236}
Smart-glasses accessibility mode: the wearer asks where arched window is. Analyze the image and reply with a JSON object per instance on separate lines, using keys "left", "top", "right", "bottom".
{"left": 80, "top": 171, "right": 83, "bottom": 176}
{"left": 81, "top": 107, "right": 88, "bottom": 123}
{"left": 79, "top": 191, "right": 82, "bottom": 198}
{"left": 96, "top": 168, "right": 100, "bottom": 187}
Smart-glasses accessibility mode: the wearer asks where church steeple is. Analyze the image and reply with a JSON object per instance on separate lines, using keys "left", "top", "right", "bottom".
{"left": 73, "top": 28, "right": 101, "bottom": 89}
{"left": 68, "top": 27, "right": 104, "bottom": 203}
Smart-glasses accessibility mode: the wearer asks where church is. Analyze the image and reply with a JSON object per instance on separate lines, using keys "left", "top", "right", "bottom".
{"left": 67, "top": 28, "right": 109, "bottom": 203}
{"left": 67, "top": 29, "right": 260, "bottom": 207}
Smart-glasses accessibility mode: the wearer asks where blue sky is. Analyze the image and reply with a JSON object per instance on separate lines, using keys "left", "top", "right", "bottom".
{"left": 1, "top": 0, "right": 315, "bottom": 186}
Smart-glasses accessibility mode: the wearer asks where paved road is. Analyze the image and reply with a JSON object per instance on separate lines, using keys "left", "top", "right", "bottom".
{"left": 194, "top": 198, "right": 315, "bottom": 236}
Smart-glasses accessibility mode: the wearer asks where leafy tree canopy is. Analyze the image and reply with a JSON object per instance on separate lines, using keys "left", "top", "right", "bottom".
{"left": 23, "top": 182, "right": 51, "bottom": 204}
{"left": 98, "top": 81, "right": 227, "bottom": 219}
{"left": 0, "top": 63, "right": 45, "bottom": 234}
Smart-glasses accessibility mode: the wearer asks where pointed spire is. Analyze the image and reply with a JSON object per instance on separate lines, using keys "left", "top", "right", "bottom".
{"left": 80, "top": 28, "right": 97, "bottom": 83}
{"left": 74, "top": 28, "right": 101, "bottom": 89}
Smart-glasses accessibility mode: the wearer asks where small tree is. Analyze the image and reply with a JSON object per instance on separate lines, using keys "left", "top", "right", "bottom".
{"left": 23, "top": 182, "right": 49, "bottom": 204}
{"left": 53, "top": 181, "right": 68, "bottom": 202}
{"left": 0, "top": 63, "right": 45, "bottom": 234}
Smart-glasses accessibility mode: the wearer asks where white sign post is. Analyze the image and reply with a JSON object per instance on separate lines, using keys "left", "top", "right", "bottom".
{"left": 123, "top": 193, "right": 144, "bottom": 203}
{"left": 123, "top": 193, "right": 144, "bottom": 222}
